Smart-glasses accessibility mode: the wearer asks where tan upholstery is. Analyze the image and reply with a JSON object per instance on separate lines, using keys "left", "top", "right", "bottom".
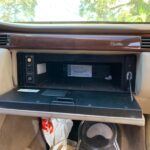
{"left": 119, "top": 125, "right": 146, "bottom": 150}
{"left": 0, "top": 49, "right": 13, "bottom": 146}
{"left": 0, "top": 48, "right": 13, "bottom": 95}
{"left": 0, "top": 115, "right": 46, "bottom": 150}
{"left": 136, "top": 53, "right": 150, "bottom": 98}
{"left": 135, "top": 96, "right": 150, "bottom": 114}
{"left": 28, "top": 130, "right": 47, "bottom": 150}
{"left": 0, "top": 49, "right": 46, "bottom": 150}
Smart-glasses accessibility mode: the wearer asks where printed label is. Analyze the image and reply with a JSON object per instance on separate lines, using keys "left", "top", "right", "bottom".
{"left": 68, "top": 64, "right": 92, "bottom": 78}
{"left": 17, "top": 89, "right": 40, "bottom": 93}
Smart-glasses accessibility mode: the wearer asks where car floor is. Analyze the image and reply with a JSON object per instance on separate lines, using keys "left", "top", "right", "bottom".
{"left": 0, "top": 115, "right": 147, "bottom": 150}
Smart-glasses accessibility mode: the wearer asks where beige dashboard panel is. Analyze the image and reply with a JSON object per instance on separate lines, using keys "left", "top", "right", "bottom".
{"left": 0, "top": 49, "right": 14, "bottom": 143}
{"left": 0, "top": 49, "right": 46, "bottom": 150}
{"left": 135, "top": 96, "right": 150, "bottom": 115}
{"left": 0, "top": 49, "right": 13, "bottom": 95}
{"left": 136, "top": 53, "right": 150, "bottom": 98}
{"left": 131, "top": 52, "right": 150, "bottom": 114}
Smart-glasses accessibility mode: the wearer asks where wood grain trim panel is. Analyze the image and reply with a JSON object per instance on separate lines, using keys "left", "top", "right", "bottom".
{"left": 8, "top": 33, "right": 141, "bottom": 51}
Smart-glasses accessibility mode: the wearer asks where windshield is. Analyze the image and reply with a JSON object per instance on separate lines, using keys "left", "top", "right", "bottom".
{"left": 0, "top": 0, "right": 150, "bottom": 23}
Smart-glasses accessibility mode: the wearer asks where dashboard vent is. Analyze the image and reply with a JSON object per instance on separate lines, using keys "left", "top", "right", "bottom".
{"left": 141, "top": 36, "right": 150, "bottom": 48}
{"left": 0, "top": 34, "right": 10, "bottom": 46}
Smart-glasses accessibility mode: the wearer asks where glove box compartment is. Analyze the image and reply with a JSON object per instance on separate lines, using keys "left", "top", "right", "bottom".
{"left": 0, "top": 53, "right": 144, "bottom": 126}
{"left": 18, "top": 53, "right": 136, "bottom": 92}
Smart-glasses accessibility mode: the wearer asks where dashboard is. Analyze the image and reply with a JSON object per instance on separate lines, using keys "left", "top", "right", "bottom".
{"left": 0, "top": 23, "right": 150, "bottom": 126}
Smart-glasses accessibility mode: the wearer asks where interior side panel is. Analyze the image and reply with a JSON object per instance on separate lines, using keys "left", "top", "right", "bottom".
{"left": 136, "top": 53, "right": 150, "bottom": 98}
{"left": 0, "top": 49, "right": 46, "bottom": 150}
{"left": 0, "top": 49, "right": 13, "bottom": 95}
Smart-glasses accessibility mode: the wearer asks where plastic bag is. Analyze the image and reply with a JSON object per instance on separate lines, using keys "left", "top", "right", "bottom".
{"left": 42, "top": 118, "right": 73, "bottom": 148}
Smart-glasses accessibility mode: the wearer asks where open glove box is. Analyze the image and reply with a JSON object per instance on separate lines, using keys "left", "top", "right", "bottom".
{"left": 0, "top": 53, "right": 144, "bottom": 126}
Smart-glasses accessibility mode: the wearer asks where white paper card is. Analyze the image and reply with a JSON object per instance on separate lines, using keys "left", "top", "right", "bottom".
{"left": 17, "top": 89, "right": 40, "bottom": 93}
{"left": 68, "top": 65, "right": 92, "bottom": 78}
{"left": 37, "top": 63, "right": 46, "bottom": 75}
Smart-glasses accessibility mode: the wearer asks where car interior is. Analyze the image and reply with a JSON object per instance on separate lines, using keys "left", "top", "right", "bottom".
{"left": 0, "top": 0, "right": 150, "bottom": 150}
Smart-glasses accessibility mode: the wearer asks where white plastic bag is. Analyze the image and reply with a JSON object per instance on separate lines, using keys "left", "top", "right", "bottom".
{"left": 42, "top": 118, "right": 73, "bottom": 148}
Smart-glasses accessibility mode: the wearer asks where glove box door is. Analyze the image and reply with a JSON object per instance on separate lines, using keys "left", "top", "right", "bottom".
{"left": 0, "top": 88, "right": 144, "bottom": 126}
